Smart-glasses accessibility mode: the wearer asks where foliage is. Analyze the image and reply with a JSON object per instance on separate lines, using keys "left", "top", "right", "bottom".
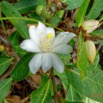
{"left": 0, "top": 0, "right": 103, "bottom": 102}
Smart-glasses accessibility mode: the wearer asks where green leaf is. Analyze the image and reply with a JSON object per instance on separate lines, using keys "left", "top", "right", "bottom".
{"left": 50, "top": 11, "right": 62, "bottom": 26}
{"left": 66, "top": 68, "right": 83, "bottom": 94}
{"left": 8, "top": 31, "right": 19, "bottom": 47}
{"left": 66, "top": 84, "right": 83, "bottom": 102}
{"left": 8, "top": 32, "right": 27, "bottom": 57}
{"left": 38, "top": 0, "right": 46, "bottom": 6}
{"left": 0, "top": 57, "right": 12, "bottom": 76}
{"left": 55, "top": 69, "right": 70, "bottom": 89}
{"left": 77, "top": 33, "right": 88, "bottom": 78}
{"left": 68, "top": 68, "right": 103, "bottom": 102}
{"left": 87, "top": 53, "right": 99, "bottom": 71}
{"left": 82, "top": 69, "right": 103, "bottom": 102}
{"left": 15, "top": 0, "right": 38, "bottom": 14}
{"left": 0, "top": 78, "right": 12, "bottom": 103}
{"left": 14, "top": 46, "right": 27, "bottom": 57}
{"left": 86, "top": 0, "right": 103, "bottom": 20}
{"left": 11, "top": 53, "right": 34, "bottom": 81}
{"left": 1, "top": 1, "right": 29, "bottom": 39}
{"left": 66, "top": 0, "right": 84, "bottom": 10}
{"left": 76, "top": 0, "right": 90, "bottom": 27}
{"left": 30, "top": 80, "right": 51, "bottom": 103}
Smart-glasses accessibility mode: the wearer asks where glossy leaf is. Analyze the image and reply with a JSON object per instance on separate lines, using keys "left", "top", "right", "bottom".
{"left": 30, "top": 80, "right": 51, "bottom": 103}
{"left": 86, "top": 0, "right": 103, "bottom": 19}
{"left": 76, "top": 0, "right": 90, "bottom": 27}
{"left": 0, "top": 78, "right": 12, "bottom": 103}
{"left": 15, "top": 0, "right": 38, "bottom": 14}
{"left": 11, "top": 53, "right": 34, "bottom": 81}
{"left": 66, "top": 0, "right": 84, "bottom": 10}
{"left": 1, "top": 1, "right": 29, "bottom": 39}
{"left": 77, "top": 33, "right": 88, "bottom": 78}
{"left": 0, "top": 57, "right": 12, "bottom": 76}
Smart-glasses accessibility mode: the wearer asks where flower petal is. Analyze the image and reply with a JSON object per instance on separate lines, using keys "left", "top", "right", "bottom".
{"left": 53, "top": 32, "right": 75, "bottom": 47}
{"left": 42, "top": 53, "right": 52, "bottom": 73}
{"left": 46, "top": 27, "right": 55, "bottom": 39}
{"left": 20, "top": 39, "right": 41, "bottom": 52}
{"left": 29, "top": 25, "right": 40, "bottom": 45}
{"left": 29, "top": 53, "right": 42, "bottom": 74}
{"left": 37, "top": 22, "right": 46, "bottom": 36}
{"left": 52, "top": 44, "right": 73, "bottom": 54}
{"left": 51, "top": 53, "right": 64, "bottom": 73}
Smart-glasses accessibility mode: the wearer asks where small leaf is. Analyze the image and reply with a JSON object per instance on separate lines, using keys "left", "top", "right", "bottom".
{"left": 30, "top": 80, "right": 51, "bottom": 103}
{"left": 14, "top": 46, "right": 27, "bottom": 57}
{"left": 86, "top": 0, "right": 103, "bottom": 19}
{"left": 0, "top": 57, "right": 12, "bottom": 76}
{"left": 15, "top": 0, "right": 38, "bottom": 14}
{"left": 76, "top": 0, "right": 90, "bottom": 27}
{"left": 77, "top": 33, "right": 88, "bottom": 78}
{"left": 50, "top": 10, "right": 62, "bottom": 26}
{"left": 0, "top": 78, "right": 12, "bottom": 103}
{"left": 8, "top": 31, "right": 19, "bottom": 47}
{"left": 11, "top": 53, "right": 34, "bottom": 81}
{"left": 66, "top": 0, "right": 84, "bottom": 10}
{"left": 1, "top": 1, "right": 29, "bottom": 39}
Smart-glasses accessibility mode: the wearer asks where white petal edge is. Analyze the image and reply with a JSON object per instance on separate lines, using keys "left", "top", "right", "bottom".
{"left": 53, "top": 32, "right": 75, "bottom": 47}
{"left": 20, "top": 39, "right": 41, "bottom": 52}
{"left": 37, "top": 22, "right": 46, "bottom": 36}
{"left": 51, "top": 53, "right": 64, "bottom": 73}
{"left": 29, "top": 53, "right": 42, "bottom": 74}
{"left": 29, "top": 25, "right": 40, "bottom": 45}
{"left": 52, "top": 44, "right": 73, "bottom": 54}
{"left": 42, "top": 53, "right": 52, "bottom": 73}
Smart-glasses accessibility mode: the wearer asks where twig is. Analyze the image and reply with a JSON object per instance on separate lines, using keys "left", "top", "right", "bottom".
{"left": 51, "top": 68, "right": 58, "bottom": 103}
{"left": 0, "top": 35, "right": 20, "bottom": 61}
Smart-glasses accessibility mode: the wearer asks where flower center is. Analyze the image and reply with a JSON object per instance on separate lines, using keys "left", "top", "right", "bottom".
{"left": 39, "top": 33, "right": 53, "bottom": 52}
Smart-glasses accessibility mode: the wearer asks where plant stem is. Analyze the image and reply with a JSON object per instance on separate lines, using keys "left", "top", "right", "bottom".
{"left": 51, "top": 69, "right": 58, "bottom": 103}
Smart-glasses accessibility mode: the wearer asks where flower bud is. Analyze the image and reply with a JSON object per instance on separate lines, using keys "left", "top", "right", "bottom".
{"left": 36, "top": 5, "right": 43, "bottom": 15}
{"left": 85, "top": 40, "right": 96, "bottom": 63}
{"left": 82, "top": 20, "right": 99, "bottom": 33}
{"left": 0, "top": 45, "right": 4, "bottom": 51}
{"left": 41, "top": 7, "right": 53, "bottom": 19}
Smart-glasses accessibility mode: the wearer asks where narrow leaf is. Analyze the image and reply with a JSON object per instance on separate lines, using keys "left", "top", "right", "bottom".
{"left": 86, "top": 0, "right": 103, "bottom": 19}
{"left": 66, "top": 0, "right": 84, "bottom": 10}
{"left": 77, "top": 33, "right": 88, "bottom": 78}
{"left": 11, "top": 53, "right": 34, "bottom": 81}
{"left": 76, "top": 0, "right": 90, "bottom": 27}
{"left": 0, "top": 78, "right": 12, "bottom": 103}
{"left": 15, "top": 0, "right": 38, "bottom": 14}
{"left": 1, "top": 1, "right": 29, "bottom": 39}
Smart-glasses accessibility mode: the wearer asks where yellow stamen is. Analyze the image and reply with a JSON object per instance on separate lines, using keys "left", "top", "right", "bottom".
{"left": 47, "top": 33, "right": 53, "bottom": 39}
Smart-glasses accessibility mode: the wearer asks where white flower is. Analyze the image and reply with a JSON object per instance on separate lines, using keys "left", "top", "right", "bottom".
{"left": 20, "top": 22, "right": 75, "bottom": 74}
